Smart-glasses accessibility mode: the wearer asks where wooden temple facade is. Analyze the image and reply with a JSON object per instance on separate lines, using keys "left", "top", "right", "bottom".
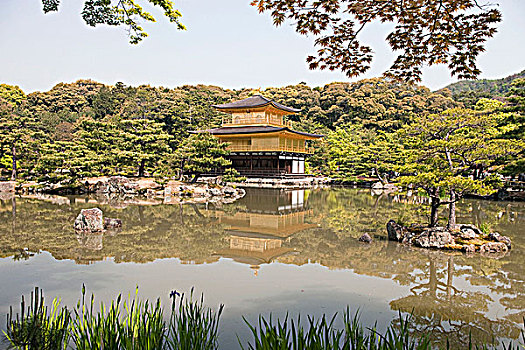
{"left": 197, "top": 95, "right": 323, "bottom": 177}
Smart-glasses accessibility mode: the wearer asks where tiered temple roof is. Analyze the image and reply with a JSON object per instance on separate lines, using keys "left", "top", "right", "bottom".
{"left": 212, "top": 95, "right": 301, "bottom": 114}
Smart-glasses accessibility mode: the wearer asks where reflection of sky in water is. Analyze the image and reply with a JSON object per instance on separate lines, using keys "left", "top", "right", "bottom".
{"left": 0, "top": 188, "right": 524, "bottom": 348}
{"left": 0, "top": 253, "right": 408, "bottom": 350}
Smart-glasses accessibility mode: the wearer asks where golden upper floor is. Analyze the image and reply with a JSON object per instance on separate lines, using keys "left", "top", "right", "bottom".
{"left": 217, "top": 134, "right": 314, "bottom": 154}
{"left": 221, "top": 112, "right": 292, "bottom": 128}
{"left": 213, "top": 95, "right": 300, "bottom": 127}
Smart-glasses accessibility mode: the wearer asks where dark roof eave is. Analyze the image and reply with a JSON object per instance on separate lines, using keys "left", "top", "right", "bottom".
{"left": 212, "top": 95, "right": 301, "bottom": 113}
{"left": 190, "top": 126, "right": 323, "bottom": 138}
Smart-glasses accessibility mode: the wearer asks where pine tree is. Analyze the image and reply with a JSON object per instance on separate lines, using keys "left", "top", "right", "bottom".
{"left": 177, "top": 133, "right": 231, "bottom": 182}
{"left": 75, "top": 118, "right": 118, "bottom": 175}
{"left": 398, "top": 107, "right": 525, "bottom": 228}
{"left": 325, "top": 126, "right": 404, "bottom": 183}
{"left": 0, "top": 99, "right": 43, "bottom": 180}
{"left": 36, "top": 141, "right": 99, "bottom": 184}
{"left": 114, "top": 118, "right": 172, "bottom": 177}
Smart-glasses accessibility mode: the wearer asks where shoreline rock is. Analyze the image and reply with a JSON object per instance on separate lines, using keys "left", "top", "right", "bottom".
{"left": 74, "top": 208, "right": 105, "bottom": 233}
{"left": 104, "top": 217, "right": 122, "bottom": 230}
{"left": 0, "top": 181, "right": 16, "bottom": 193}
{"left": 358, "top": 233, "right": 373, "bottom": 243}
{"left": 15, "top": 176, "right": 246, "bottom": 205}
{"left": 386, "top": 220, "right": 512, "bottom": 257}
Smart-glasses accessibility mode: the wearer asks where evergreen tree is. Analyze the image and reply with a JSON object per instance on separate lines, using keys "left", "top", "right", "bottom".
{"left": 115, "top": 118, "right": 172, "bottom": 177}
{"left": 75, "top": 118, "right": 118, "bottom": 175}
{"left": 177, "top": 133, "right": 231, "bottom": 182}
{"left": 324, "top": 126, "right": 404, "bottom": 183}
{"left": 0, "top": 100, "right": 43, "bottom": 180}
{"left": 222, "top": 168, "right": 246, "bottom": 183}
{"left": 0, "top": 84, "right": 26, "bottom": 105}
{"left": 500, "top": 79, "right": 525, "bottom": 176}
{"left": 398, "top": 107, "right": 525, "bottom": 228}
{"left": 36, "top": 141, "right": 99, "bottom": 184}
{"left": 505, "top": 78, "right": 525, "bottom": 114}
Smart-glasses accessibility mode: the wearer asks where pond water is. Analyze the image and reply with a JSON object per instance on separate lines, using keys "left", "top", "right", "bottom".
{"left": 0, "top": 188, "right": 523, "bottom": 348}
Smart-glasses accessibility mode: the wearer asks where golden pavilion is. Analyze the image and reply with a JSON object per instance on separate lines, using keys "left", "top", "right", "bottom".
{"left": 198, "top": 95, "right": 323, "bottom": 177}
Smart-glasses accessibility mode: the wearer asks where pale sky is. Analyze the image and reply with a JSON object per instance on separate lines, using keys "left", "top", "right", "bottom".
{"left": 1, "top": 0, "right": 524, "bottom": 93}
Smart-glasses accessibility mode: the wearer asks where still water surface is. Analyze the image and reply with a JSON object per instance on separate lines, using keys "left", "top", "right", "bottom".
{"left": 0, "top": 188, "right": 523, "bottom": 348}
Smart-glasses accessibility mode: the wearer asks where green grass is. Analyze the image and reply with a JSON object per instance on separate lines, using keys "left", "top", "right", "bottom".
{"left": 242, "top": 309, "right": 525, "bottom": 350}
{"left": 3, "top": 288, "right": 525, "bottom": 350}
{"left": 167, "top": 288, "right": 223, "bottom": 350}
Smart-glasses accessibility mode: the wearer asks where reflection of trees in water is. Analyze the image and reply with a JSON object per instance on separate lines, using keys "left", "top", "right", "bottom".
{"left": 283, "top": 188, "right": 525, "bottom": 346}
{"left": 305, "top": 189, "right": 425, "bottom": 238}
{"left": 458, "top": 199, "right": 525, "bottom": 325}
{"left": 390, "top": 256, "right": 522, "bottom": 348}
{"left": 0, "top": 196, "right": 228, "bottom": 264}
{"left": 1, "top": 189, "right": 524, "bottom": 344}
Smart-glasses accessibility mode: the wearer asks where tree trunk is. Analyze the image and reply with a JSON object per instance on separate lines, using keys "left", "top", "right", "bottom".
{"left": 191, "top": 173, "right": 200, "bottom": 183}
{"left": 138, "top": 159, "right": 146, "bottom": 177}
{"left": 373, "top": 167, "right": 387, "bottom": 184}
{"left": 447, "top": 190, "right": 457, "bottom": 230}
{"left": 430, "top": 197, "right": 440, "bottom": 227}
{"left": 11, "top": 196, "right": 16, "bottom": 234}
{"left": 428, "top": 187, "right": 441, "bottom": 227}
{"left": 11, "top": 144, "right": 17, "bottom": 181}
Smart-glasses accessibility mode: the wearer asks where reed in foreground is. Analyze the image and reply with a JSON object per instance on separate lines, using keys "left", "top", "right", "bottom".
{"left": 241, "top": 307, "right": 525, "bottom": 350}
{"left": 3, "top": 286, "right": 223, "bottom": 350}
{"left": 3, "top": 288, "right": 525, "bottom": 349}
{"left": 4, "top": 287, "right": 70, "bottom": 350}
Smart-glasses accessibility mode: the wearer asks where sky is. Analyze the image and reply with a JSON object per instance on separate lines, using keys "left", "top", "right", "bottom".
{"left": 0, "top": 0, "right": 524, "bottom": 93}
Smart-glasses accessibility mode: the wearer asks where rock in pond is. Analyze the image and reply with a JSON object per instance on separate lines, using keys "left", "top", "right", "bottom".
{"left": 413, "top": 227, "right": 454, "bottom": 249}
{"left": 463, "top": 244, "right": 476, "bottom": 253}
{"left": 479, "top": 242, "right": 508, "bottom": 254}
{"left": 488, "top": 232, "right": 512, "bottom": 249}
{"left": 458, "top": 225, "right": 481, "bottom": 240}
{"left": 358, "top": 233, "right": 373, "bottom": 243}
{"left": 386, "top": 220, "right": 512, "bottom": 257}
{"left": 74, "top": 208, "right": 104, "bottom": 233}
{"left": 104, "top": 217, "right": 122, "bottom": 230}
{"left": 387, "top": 220, "right": 404, "bottom": 242}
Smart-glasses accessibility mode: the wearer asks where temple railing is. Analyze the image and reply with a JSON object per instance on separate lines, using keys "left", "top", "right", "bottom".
{"left": 227, "top": 145, "right": 314, "bottom": 154}
{"left": 222, "top": 116, "right": 292, "bottom": 128}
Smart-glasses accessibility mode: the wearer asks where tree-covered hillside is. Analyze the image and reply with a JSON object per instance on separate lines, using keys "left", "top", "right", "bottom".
{"left": 0, "top": 77, "right": 523, "bottom": 185}
{"left": 443, "top": 69, "right": 525, "bottom": 96}
{"left": 441, "top": 69, "right": 525, "bottom": 108}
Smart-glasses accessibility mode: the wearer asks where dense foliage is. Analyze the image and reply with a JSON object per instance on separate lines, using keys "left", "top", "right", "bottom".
{"left": 0, "top": 78, "right": 458, "bottom": 182}
{"left": 0, "top": 73, "right": 523, "bottom": 216}
{"left": 443, "top": 69, "right": 525, "bottom": 97}
{"left": 41, "top": 0, "right": 185, "bottom": 44}
{"left": 252, "top": 0, "right": 501, "bottom": 82}
{"left": 442, "top": 69, "right": 525, "bottom": 108}
{"left": 398, "top": 105, "right": 524, "bottom": 227}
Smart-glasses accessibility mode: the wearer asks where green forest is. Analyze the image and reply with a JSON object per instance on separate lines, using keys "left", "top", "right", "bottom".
{"left": 0, "top": 74, "right": 524, "bottom": 189}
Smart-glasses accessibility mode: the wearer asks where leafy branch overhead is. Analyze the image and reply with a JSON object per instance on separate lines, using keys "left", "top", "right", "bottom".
{"left": 41, "top": 0, "right": 185, "bottom": 44}
{"left": 251, "top": 0, "right": 502, "bottom": 82}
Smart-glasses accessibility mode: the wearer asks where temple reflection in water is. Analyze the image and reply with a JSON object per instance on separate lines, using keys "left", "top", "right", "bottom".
{"left": 214, "top": 189, "right": 315, "bottom": 274}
